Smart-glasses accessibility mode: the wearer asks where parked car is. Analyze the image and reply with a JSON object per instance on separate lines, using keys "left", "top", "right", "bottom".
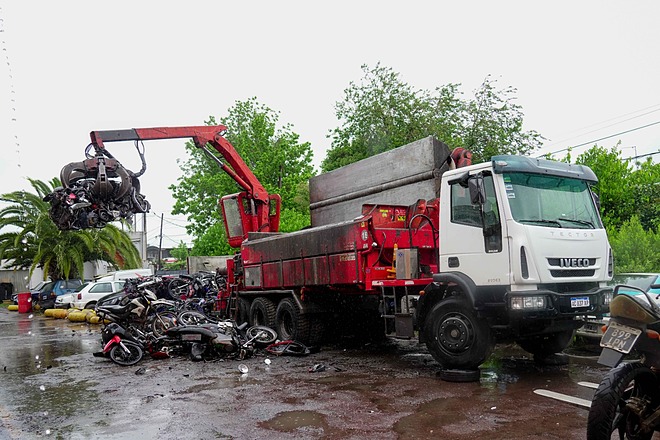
{"left": 37, "top": 279, "right": 84, "bottom": 309}
{"left": 55, "top": 283, "right": 89, "bottom": 309}
{"left": 29, "top": 280, "right": 50, "bottom": 302}
{"left": 576, "top": 272, "right": 660, "bottom": 340}
{"left": 12, "top": 280, "right": 51, "bottom": 305}
{"left": 71, "top": 280, "right": 126, "bottom": 310}
{"left": 95, "top": 269, "right": 153, "bottom": 282}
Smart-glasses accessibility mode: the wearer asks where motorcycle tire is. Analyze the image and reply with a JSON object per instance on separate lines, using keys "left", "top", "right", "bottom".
{"left": 109, "top": 341, "right": 143, "bottom": 366}
{"left": 178, "top": 310, "right": 213, "bottom": 326}
{"left": 246, "top": 325, "right": 278, "bottom": 347}
{"left": 587, "top": 361, "right": 660, "bottom": 440}
{"left": 151, "top": 312, "right": 178, "bottom": 337}
{"left": 167, "top": 278, "right": 190, "bottom": 300}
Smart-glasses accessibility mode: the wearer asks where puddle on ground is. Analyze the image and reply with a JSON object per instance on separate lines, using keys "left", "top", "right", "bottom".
{"left": 394, "top": 396, "right": 467, "bottom": 437}
{"left": 259, "top": 410, "right": 328, "bottom": 433}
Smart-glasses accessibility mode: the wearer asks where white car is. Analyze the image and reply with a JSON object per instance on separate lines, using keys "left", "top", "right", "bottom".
{"left": 55, "top": 283, "right": 89, "bottom": 309}
{"left": 70, "top": 280, "right": 126, "bottom": 309}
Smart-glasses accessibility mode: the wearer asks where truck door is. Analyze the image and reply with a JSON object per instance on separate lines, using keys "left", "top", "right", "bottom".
{"left": 439, "top": 172, "right": 510, "bottom": 286}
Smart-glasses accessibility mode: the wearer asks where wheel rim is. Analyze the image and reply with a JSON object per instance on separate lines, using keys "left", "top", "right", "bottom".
{"left": 617, "top": 377, "right": 657, "bottom": 438}
{"left": 437, "top": 313, "right": 475, "bottom": 355}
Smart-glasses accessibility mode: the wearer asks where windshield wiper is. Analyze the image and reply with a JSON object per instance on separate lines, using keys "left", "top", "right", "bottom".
{"left": 556, "top": 218, "right": 595, "bottom": 229}
{"left": 518, "top": 219, "right": 562, "bottom": 227}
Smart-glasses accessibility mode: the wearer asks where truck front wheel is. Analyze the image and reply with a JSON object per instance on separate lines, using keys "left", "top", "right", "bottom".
{"left": 423, "top": 297, "right": 492, "bottom": 370}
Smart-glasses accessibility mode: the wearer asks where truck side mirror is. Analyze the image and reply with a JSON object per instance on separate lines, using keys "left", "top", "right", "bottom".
{"left": 468, "top": 176, "right": 486, "bottom": 205}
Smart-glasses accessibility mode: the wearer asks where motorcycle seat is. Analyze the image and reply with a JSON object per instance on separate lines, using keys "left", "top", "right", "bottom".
{"left": 166, "top": 326, "right": 216, "bottom": 339}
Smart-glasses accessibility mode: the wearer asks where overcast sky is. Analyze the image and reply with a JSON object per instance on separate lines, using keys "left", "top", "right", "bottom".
{"left": 1, "top": 1, "right": 659, "bottom": 247}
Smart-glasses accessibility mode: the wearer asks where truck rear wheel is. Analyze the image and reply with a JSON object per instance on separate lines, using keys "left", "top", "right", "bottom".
{"left": 249, "top": 298, "right": 276, "bottom": 328}
{"left": 423, "top": 297, "right": 492, "bottom": 370}
{"left": 275, "top": 298, "right": 324, "bottom": 347}
{"left": 517, "top": 329, "right": 575, "bottom": 358}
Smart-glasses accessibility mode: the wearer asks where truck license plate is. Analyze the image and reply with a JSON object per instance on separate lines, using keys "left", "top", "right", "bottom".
{"left": 600, "top": 322, "right": 642, "bottom": 354}
{"left": 571, "top": 296, "right": 590, "bottom": 308}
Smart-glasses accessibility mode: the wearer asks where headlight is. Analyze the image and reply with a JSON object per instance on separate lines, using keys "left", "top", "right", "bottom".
{"left": 603, "top": 290, "right": 613, "bottom": 305}
{"left": 510, "top": 295, "right": 547, "bottom": 310}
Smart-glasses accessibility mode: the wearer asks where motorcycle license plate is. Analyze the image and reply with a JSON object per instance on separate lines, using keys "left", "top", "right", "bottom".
{"left": 571, "top": 296, "right": 590, "bottom": 308}
{"left": 600, "top": 322, "right": 642, "bottom": 354}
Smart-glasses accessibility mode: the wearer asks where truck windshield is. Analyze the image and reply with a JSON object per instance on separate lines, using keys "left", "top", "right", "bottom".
{"left": 503, "top": 172, "right": 602, "bottom": 229}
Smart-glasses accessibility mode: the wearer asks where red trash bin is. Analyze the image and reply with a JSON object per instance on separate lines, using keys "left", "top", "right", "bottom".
{"left": 17, "top": 292, "right": 32, "bottom": 313}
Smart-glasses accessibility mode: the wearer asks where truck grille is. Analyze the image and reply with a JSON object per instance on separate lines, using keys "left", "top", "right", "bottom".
{"left": 547, "top": 257, "right": 597, "bottom": 277}
{"left": 550, "top": 269, "right": 596, "bottom": 277}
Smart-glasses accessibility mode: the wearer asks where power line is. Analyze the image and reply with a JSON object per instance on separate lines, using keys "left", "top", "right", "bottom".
{"left": 537, "top": 119, "right": 660, "bottom": 157}
{"left": 149, "top": 211, "right": 189, "bottom": 228}
{"left": 549, "top": 103, "right": 660, "bottom": 146}
{"left": 625, "top": 151, "right": 660, "bottom": 161}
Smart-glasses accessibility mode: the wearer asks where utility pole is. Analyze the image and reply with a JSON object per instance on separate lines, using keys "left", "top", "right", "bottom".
{"left": 142, "top": 213, "right": 147, "bottom": 268}
{"left": 158, "top": 213, "right": 164, "bottom": 271}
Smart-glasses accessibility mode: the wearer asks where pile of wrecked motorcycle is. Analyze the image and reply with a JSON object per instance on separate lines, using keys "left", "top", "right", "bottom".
{"left": 91, "top": 276, "right": 314, "bottom": 367}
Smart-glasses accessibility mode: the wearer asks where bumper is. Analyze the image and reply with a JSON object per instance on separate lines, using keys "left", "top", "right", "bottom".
{"left": 576, "top": 315, "right": 609, "bottom": 340}
{"left": 505, "top": 287, "right": 610, "bottom": 319}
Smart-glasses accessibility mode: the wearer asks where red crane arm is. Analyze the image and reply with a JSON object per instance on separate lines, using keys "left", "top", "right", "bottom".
{"left": 89, "top": 125, "right": 269, "bottom": 205}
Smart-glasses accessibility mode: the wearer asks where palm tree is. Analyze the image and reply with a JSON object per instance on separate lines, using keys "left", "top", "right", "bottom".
{"left": 0, "top": 178, "right": 141, "bottom": 280}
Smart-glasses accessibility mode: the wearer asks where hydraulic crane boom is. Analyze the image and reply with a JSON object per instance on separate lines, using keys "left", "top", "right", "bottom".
{"left": 48, "top": 125, "right": 280, "bottom": 245}
{"left": 89, "top": 125, "right": 269, "bottom": 206}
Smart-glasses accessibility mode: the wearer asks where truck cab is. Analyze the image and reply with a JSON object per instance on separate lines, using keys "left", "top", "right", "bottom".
{"left": 418, "top": 155, "right": 612, "bottom": 368}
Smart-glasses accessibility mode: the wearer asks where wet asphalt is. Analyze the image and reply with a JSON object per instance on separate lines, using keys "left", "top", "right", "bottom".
{"left": 0, "top": 306, "right": 617, "bottom": 439}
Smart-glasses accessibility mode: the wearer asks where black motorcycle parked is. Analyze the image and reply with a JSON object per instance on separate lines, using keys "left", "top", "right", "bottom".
{"left": 587, "top": 283, "right": 660, "bottom": 440}
{"left": 162, "top": 321, "right": 277, "bottom": 361}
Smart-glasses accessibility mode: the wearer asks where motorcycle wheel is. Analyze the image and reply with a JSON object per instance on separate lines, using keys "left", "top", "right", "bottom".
{"left": 167, "top": 278, "right": 189, "bottom": 300}
{"left": 587, "top": 361, "right": 660, "bottom": 440}
{"left": 151, "top": 312, "right": 178, "bottom": 337}
{"left": 109, "top": 341, "right": 143, "bottom": 366}
{"left": 246, "top": 325, "right": 278, "bottom": 347}
{"left": 178, "top": 310, "right": 213, "bottom": 326}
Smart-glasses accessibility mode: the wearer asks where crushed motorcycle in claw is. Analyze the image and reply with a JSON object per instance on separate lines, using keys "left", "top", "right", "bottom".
{"left": 44, "top": 139, "right": 150, "bottom": 231}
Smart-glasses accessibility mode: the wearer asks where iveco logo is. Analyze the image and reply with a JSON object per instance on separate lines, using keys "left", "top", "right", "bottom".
{"left": 559, "top": 258, "right": 590, "bottom": 268}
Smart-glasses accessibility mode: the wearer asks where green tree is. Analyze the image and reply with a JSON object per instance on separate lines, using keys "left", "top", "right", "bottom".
{"left": 574, "top": 145, "right": 633, "bottom": 231}
{"left": 170, "top": 98, "right": 315, "bottom": 255}
{"left": 322, "top": 64, "right": 543, "bottom": 171}
{"left": 629, "top": 158, "right": 660, "bottom": 231}
{"left": 460, "top": 75, "right": 543, "bottom": 163}
{"left": 609, "top": 216, "right": 660, "bottom": 273}
{"left": 0, "top": 178, "right": 141, "bottom": 280}
{"left": 164, "top": 240, "right": 189, "bottom": 270}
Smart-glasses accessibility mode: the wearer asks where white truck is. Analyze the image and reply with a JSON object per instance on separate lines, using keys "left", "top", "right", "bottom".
{"left": 308, "top": 139, "right": 612, "bottom": 370}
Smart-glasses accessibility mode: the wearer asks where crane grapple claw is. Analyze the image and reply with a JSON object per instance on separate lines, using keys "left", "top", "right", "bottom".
{"left": 44, "top": 155, "right": 150, "bottom": 231}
